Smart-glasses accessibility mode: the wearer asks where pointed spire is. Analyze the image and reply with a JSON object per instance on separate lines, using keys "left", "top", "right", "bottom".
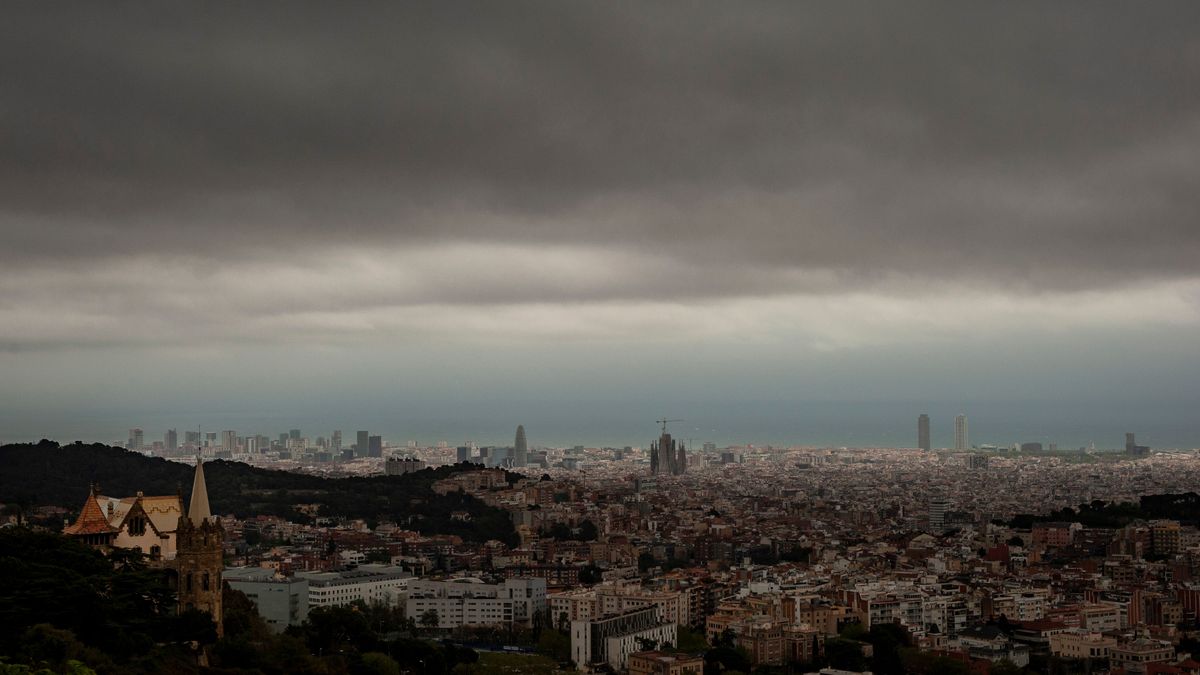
{"left": 188, "top": 458, "right": 212, "bottom": 525}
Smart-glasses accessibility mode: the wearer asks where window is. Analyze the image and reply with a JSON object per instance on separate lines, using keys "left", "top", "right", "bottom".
{"left": 202, "top": 573, "right": 210, "bottom": 591}
{"left": 186, "top": 573, "right": 193, "bottom": 592}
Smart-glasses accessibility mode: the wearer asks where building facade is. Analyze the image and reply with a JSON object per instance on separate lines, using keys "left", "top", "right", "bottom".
{"left": 224, "top": 567, "right": 309, "bottom": 632}
{"left": 571, "top": 607, "right": 678, "bottom": 671}
{"left": 404, "top": 577, "right": 547, "bottom": 628}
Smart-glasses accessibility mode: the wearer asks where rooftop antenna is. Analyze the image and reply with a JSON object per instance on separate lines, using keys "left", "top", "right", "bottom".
{"left": 656, "top": 418, "right": 683, "bottom": 434}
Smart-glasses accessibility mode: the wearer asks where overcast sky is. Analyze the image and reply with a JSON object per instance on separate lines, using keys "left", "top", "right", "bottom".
{"left": 2, "top": 3, "right": 1199, "bottom": 448}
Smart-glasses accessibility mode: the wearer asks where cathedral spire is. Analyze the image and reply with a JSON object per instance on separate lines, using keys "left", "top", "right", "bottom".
{"left": 187, "top": 458, "right": 212, "bottom": 525}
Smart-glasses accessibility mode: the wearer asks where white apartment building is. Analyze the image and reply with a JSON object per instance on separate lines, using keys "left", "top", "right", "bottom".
{"left": 297, "top": 565, "right": 411, "bottom": 607}
{"left": 404, "top": 577, "right": 547, "bottom": 629}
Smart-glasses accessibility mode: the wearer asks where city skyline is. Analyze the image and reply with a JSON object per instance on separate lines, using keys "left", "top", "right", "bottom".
{"left": 33, "top": 413, "right": 1175, "bottom": 455}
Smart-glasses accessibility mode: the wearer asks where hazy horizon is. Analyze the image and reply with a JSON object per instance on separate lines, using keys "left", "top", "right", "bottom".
{"left": 5, "top": 397, "right": 1194, "bottom": 452}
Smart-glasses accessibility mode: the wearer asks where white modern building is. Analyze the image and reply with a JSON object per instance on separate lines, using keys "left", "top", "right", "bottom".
{"left": 404, "top": 577, "right": 547, "bottom": 628}
{"left": 224, "top": 567, "right": 309, "bottom": 632}
{"left": 297, "top": 564, "right": 411, "bottom": 607}
{"left": 571, "top": 606, "right": 677, "bottom": 671}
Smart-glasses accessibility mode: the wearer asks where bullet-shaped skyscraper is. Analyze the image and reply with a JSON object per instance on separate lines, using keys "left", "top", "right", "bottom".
{"left": 918, "top": 414, "right": 931, "bottom": 452}
{"left": 514, "top": 425, "right": 528, "bottom": 468}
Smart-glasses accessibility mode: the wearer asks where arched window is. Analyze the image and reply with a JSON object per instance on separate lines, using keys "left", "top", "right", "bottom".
{"left": 202, "top": 573, "right": 210, "bottom": 591}
{"left": 186, "top": 573, "right": 193, "bottom": 592}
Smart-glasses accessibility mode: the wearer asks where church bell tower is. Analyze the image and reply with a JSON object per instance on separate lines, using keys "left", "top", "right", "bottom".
{"left": 175, "top": 459, "right": 224, "bottom": 635}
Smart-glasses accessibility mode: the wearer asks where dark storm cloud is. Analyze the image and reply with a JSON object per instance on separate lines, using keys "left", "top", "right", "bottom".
{"left": 2, "top": 2, "right": 1200, "bottom": 293}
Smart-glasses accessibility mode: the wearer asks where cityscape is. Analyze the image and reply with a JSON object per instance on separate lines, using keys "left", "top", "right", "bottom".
{"left": 4, "top": 3, "right": 1200, "bottom": 675}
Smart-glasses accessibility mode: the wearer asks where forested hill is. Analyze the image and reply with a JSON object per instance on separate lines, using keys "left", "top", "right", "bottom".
{"left": 0, "top": 441, "right": 519, "bottom": 545}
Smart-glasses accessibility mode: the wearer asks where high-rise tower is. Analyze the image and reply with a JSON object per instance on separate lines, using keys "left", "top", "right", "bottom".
{"left": 954, "top": 414, "right": 968, "bottom": 451}
{"left": 514, "top": 425, "right": 528, "bottom": 468}
{"left": 918, "top": 414, "right": 931, "bottom": 452}
{"left": 175, "top": 459, "right": 224, "bottom": 636}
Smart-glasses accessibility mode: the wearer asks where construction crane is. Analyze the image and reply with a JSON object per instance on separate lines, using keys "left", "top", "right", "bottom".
{"left": 656, "top": 418, "right": 683, "bottom": 434}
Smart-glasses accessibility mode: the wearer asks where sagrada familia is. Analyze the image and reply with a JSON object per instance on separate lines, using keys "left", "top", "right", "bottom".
{"left": 649, "top": 428, "right": 687, "bottom": 476}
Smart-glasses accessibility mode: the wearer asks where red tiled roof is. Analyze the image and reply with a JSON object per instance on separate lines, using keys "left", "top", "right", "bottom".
{"left": 63, "top": 490, "right": 117, "bottom": 536}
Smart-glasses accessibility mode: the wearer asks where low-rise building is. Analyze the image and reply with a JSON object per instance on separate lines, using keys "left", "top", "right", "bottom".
{"left": 1110, "top": 638, "right": 1175, "bottom": 675}
{"left": 224, "top": 566, "right": 309, "bottom": 632}
{"left": 627, "top": 651, "right": 704, "bottom": 675}
{"left": 1049, "top": 629, "right": 1116, "bottom": 660}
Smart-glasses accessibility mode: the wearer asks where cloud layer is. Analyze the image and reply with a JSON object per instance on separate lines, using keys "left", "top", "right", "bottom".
{"left": 4, "top": 4, "right": 1200, "bottom": 285}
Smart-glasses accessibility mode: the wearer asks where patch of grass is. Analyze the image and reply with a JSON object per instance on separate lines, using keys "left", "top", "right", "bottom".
{"left": 455, "top": 651, "right": 573, "bottom": 675}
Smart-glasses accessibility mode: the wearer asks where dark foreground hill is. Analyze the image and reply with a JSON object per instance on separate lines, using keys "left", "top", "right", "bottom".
{"left": 0, "top": 441, "right": 518, "bottom": 546}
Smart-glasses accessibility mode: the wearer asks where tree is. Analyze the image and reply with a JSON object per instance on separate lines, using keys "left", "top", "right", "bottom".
{"left": 360, "top": 651, "right": 401, "bottom": 675}
{"left": 824, "top": 638, "right": 867, "bottom": 672}
{"left": 296, "top": 604, "right": 376, "bottom": 654}
{"left": 989, "top": 659, "right": 1024, "bottom": 675}
{"left": 579, "top": 565, "right": 603, "bottom": 584}
{"left": 636, "top": 637, "right": 659, "bottom": 652}
{"left": 704, "top": 645, "right": 751, "bottom": 674}
{"left": 677, "top": 626, "right": 710, "bottom": 654}
{"left": 714, "top": 629, "right": 738, "bottom": 649}
{"left": 420, "top": 609, "right": 441, "bottom": 630}
{"left": 536, "top": 629, "right": 571, "bottom": 662}
{"left": 578, "top": 520, "right": 599, "bottom": 541}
